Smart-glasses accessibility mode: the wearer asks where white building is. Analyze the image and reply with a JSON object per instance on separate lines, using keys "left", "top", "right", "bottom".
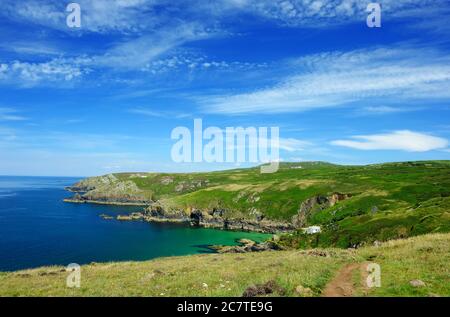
{"left": 303, "top": 226, "right": 321, "bottom": 234}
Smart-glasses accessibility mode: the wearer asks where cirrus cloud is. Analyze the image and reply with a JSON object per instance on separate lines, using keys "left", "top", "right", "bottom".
{"left": 200, "top": 46, "right": 450, "bottom": 115}
{"left": 331, "top": 130, "right": 449, "bottom": 152}
{"left": 0, "top": 108, "right": 27, "bottom": 121}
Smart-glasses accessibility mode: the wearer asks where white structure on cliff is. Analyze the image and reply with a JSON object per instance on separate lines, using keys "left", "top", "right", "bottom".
{"left": 303, "top": 226, "right": 321, "bottom": 234}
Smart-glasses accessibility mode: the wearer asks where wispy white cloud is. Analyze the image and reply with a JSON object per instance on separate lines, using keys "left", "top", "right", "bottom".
{"left": 0, "top": 59, "right": 90, "bottom": 86}
{"left": 224, "top": 135, "right": 311, "bottom": 153}
{"left": 353, "top": 105, "right": 422, "bottom": 116}
{"left": 278, "top": 138, "right": 311, "bottom": 152}
{"left": 3, "top": 0, "right": 446, "bottom": 34}
{"left": 90, "top": 23, "right": 216, "bottom": 69}
{"left": 0, "top": 22, "right": 219, "bottom": 85}
{"left": 0, "top": 125, "right": 18, "bottom": 141}
{"left": 206, "top": 0, "right": 448, "bottom": 28}
{"left": 200, "top": 46, "right": 450, "bottom": 114}
{"left": 0, "top": 41, "right": 62, "bottom": 56}
{"left": 141, "top": 53, "right": 267, "bottom": 74}
{"left": 0, "top": 126, "right": 164, "bottom": 176}
{"left": 3, "top": 1, "right": 65, "bottom": 29}
{"left": 392, "top": 3, "right": 450, "bottom": 35}
{"left": 129, "top": 107, "right": 190, "bottom": 119}
{"left": 0, "top": 64, "right": 8, "bottom": 80}
{"left": 2, "top": 0, "right": 448, "bottom": 87}
{"left": 1, "top": 0, "right": 158, "bottom": 34}
{"left": 331, "top": 130, "right": 449, "bottom": 152}
{"left": 0, "top": 108, "right": 27, "bottom": 121}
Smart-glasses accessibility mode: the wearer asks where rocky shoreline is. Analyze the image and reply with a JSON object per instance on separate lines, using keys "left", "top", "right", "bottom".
{"left": 64, "top": 192, "right": 351, "bottom": 234}
{"left": 64, "top": 190, "right": 294, "bottom": 233}
{"left": 145, "top": 203, "right": 296, "bottom": 233}
{"left": 63, "top": 197, "right": 149, "bottom": 206}
{"left": 100, "top": 209, "right": 286, "bottom": 252}
{"left": 99, "top": 209, "right": 294, "bottom": 234}
{"left": 64, "top": 175, "right": 352, "bottom": 235}
{"left": 64, "top": 179, "right": 295, "bottom": 233}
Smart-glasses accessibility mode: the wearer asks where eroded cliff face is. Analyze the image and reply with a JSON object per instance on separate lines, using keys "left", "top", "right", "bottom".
{"left": 65, "top": 174, "right": 151, "bottom": 205}
{"left": 67, "top": 174, "right": 118, "bottom": 191}
{"left": 65, "top": 175, "right": 351, "bottom": 233}
{"left": 140, "top": 202, "right": 295, "bottom": 233}
{"left": 291, "top": 193, "right": 352, "bottom": 227}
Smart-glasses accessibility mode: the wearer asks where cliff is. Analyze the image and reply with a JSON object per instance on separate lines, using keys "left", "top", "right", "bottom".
{"left": 63, "top": 161, "right": 450, "bottom": 246}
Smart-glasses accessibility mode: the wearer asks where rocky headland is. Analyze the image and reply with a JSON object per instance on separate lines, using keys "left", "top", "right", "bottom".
{"left": 64, "top": 173, "right": 355, "bottom": 234}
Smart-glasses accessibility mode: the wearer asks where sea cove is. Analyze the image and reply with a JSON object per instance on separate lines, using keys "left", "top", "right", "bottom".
{"left": 0, "top": 176, "right": 270, "bottom": 272}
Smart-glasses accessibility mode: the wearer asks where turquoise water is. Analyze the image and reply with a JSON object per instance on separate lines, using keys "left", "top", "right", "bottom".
{"left": 0, "top": 176, "right": 270, "bottom": 271}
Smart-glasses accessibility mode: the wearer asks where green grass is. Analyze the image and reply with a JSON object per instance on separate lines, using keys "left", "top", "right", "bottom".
{"left": 1, "top": 233, "right": 448, "bottom": 297}
{"left": 12, "top": 161, "right": 447, "bottom": 297}
{"left": 73, "top": 160, "right": 450, "bottom": 248}
{"left": 280, "top": 196, "right": 450, "bottom": 248}
{"left": 356, "top": 233, "right": 450, "bottom": 296}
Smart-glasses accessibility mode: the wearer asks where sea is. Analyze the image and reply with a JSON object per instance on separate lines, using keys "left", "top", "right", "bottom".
{"left": 0, "top": 176, "right": 269, "bottom": 271}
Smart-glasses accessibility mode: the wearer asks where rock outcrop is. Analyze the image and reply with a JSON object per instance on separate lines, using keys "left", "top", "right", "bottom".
{"left": 64, "top": 174, "right": 152, "bottom": 205}
{"left": 242, "top": 280, "right": 286, "bottom": 297}
{"left": 211, "top": 238, "right": 285, "bottom": 253}
{"left": 139, "top": 203, "right": 294, "bottom": 233}
{"left": 292, "top": 193, "right": 352, "bottom": 227}
{"left": 65, "top": 176, "right": 351, "bottom": 234}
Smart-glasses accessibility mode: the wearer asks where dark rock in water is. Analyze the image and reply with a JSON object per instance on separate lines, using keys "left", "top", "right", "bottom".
{"left": 242, "top": 280, "right": 286, "bottom": 297}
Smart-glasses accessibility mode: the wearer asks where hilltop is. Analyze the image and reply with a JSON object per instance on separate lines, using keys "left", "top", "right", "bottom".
{"left": 65, "top": 161, "right": 450, "bottom": 248}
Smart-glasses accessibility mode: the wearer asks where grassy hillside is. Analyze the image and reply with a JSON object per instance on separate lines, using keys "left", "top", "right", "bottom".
{"left": 68, "top": 161, "right": 450, "bottom": 247}
{"left": 1, "top": 233, "right": 448, "bottom": 297}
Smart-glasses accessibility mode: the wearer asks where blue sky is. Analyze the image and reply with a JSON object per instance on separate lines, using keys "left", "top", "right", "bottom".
{"left": 0, "top": 0, "right": 449, "bottom": 176}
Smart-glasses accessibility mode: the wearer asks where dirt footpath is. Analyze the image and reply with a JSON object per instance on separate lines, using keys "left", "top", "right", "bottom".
{"left": 322, "top": 263, "right": 369, "bottom": 297}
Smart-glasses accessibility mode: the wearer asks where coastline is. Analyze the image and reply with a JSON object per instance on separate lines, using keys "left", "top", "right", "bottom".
{"left": 63, "top": 197, "right": 294, "bottom": 234}
{"left": 1, "top": 176, "right": 275, "bottom": 272}
{"left": 63, "top": 198, "right": 149, "bottom": 206}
